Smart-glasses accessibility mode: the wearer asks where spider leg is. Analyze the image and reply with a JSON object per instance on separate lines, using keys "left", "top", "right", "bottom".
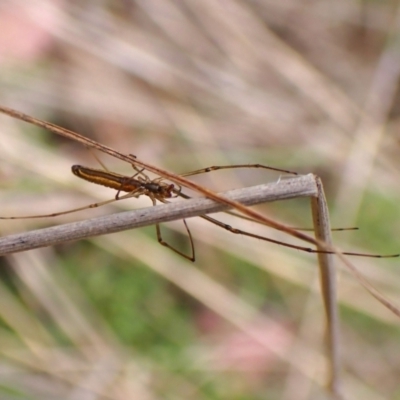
{"left": 150, "top": 195, "right": 195, "bottom": 261}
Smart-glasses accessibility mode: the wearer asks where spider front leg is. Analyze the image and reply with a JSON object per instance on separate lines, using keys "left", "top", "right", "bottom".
{"left": 128, "top": 154, "right": 150, "bottom": 180}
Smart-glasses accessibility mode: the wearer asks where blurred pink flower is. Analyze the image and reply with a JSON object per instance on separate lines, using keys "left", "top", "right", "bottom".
{"left": 196, "top": 309, "right": 293, "bottom": 388}
{"left": 0, "top": 2, "right": 64, "bottom": 64}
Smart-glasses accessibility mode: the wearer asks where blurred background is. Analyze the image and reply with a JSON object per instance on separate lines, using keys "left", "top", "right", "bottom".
{"left": 0, "top": 0, "right": 400, "bottom": 398}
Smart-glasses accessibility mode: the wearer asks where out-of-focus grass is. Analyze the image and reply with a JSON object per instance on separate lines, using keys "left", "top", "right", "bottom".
{"left": 0, "top": 1, "right": 400, "bottom": 399}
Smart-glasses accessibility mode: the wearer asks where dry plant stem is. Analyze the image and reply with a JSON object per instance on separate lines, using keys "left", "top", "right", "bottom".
{"left": 0, "top": 106, "right": 399, "bottom": 320}
{"left": 0, "top": 175, "right": 317, "bottom": 255}
{"left": 0, "top": 106, "right": 326, "bottom": 246}
{"left": 311, "top": 177, "right": 341, "bottom": 396}
{"left": 0, "top": 172, "right": 342, "bottom": 393}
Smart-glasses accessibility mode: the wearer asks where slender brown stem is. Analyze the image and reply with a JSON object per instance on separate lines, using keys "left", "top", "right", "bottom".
{"left": 0, "top": 105, "right": 399, "bottom": 320}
